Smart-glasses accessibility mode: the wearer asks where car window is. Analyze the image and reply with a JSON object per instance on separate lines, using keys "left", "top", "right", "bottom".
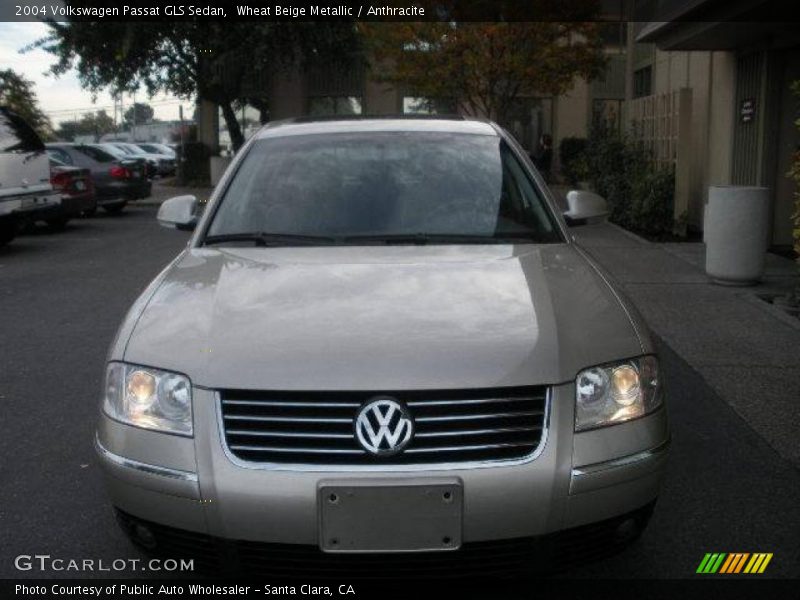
{"left": 47, "top": 147, "right": 74, "bottom": 165}
{"left": 0, "top": 109, "right": 45, "bottom": 154}
{"left": 117, "top": 144, "right": 142, "bottom": 155}
{"left": 76, "top": 145, "right": 115, "bottom": 163}
{"left": 206, "top": 131, "right": 562, "bottom": 244}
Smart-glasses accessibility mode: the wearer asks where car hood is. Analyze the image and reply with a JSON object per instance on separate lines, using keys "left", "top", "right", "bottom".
{"left": 122, "top": 244, "right": 644, "bottom": 390}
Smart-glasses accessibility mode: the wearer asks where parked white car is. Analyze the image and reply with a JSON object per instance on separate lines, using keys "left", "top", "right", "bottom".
{"left": 0, "top": 107, "right": 61, "bottom": 246}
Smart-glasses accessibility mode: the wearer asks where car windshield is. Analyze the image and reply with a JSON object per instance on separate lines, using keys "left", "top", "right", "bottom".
{"left": 95, "top": 145, "right": 127, "bottom": 159}
{"left": 205, "top": 131, "right": 562, "bottom": 245}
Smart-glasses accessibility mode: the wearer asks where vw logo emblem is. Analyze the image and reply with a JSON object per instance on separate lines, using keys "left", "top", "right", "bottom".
{"left": 354, "top": 397, "right": 413, "bottom": 455}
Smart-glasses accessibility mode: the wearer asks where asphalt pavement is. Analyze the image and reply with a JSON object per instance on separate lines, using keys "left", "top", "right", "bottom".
{"left": 0, "top": 206, "right": 798, "bottom": 579}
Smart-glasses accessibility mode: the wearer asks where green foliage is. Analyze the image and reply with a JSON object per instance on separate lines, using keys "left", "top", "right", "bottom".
{"left": 0, "top": 69, "right": 52, "bottom": 139}
{"left": 54, "top": 110, "right": 115, "bottom": 142}
{"left": 361, "top": 18, "right": 607, "bottom": 123}
{"left": 629, "top": 168, "right": 676, "bottom": 236}
{"left": 584, "top": 123, "right": 675, "bottom": 236}
{"left": 32, "top": 20, "right": 361, "bottom": 150}
{"left": 558, "top": 137, "right": 588, "bottom": 185}
{"left": 123, "top": 102, "right": 155, "bottom": 128}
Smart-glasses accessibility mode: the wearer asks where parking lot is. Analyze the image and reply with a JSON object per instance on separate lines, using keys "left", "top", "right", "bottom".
{"left": 0, "top": 203, "right": 798, "bottom": 579}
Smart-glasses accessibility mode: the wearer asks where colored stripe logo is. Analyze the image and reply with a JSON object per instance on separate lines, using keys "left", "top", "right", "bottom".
{"left": 696, "top": 553, "right": 773, "bottom": 574}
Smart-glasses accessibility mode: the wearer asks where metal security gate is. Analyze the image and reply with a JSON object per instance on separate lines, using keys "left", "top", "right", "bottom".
{"left": 731, "top": 52, "right": 764, "bottom": 185}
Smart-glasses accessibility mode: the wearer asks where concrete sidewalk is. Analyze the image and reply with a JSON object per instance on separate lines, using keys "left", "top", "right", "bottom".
{"left": 573, "top": 222, "right": 800, "bottom": 468}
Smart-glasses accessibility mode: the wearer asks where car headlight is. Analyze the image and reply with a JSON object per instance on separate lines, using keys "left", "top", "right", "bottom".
{"left": 575, "top": 355, "right": 661, "bottom": 432}
{"left": 103, "top": 362, "right": 192, "bottom": 436}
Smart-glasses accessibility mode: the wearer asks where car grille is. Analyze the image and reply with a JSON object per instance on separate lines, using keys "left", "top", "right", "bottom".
{"left": 219, "top": 386, "right": 548, "bottom": 466}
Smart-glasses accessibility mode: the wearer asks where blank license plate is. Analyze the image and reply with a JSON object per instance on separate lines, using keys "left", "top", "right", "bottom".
{"left": 319, "top": 481, "right": 462, "bottom": 552}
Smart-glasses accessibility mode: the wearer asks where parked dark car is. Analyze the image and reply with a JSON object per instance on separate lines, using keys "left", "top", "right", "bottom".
{"left": 46, "top": 157, "right": 97, "bottom": 227}
{"left": 46, "top": 143, "right": 151, "bottom": 213}
{"left": 110, "top": 142, "right": 175, "bottom": 177}
{"left": 136, "top": 142, "right": 176, "bottom": 158}
{"left": 93, "top": 143, "right": 154, "bottom": 179}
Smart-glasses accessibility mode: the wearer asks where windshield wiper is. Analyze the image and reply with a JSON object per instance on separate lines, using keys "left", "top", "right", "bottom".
{"left": 342, "top": 233, "right": 545, "bottom": 245}
{"left": 203, "top": 232, "right": 338, "bottom": 247}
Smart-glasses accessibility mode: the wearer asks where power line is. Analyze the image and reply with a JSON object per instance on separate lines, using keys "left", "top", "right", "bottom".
{"left": 44, "top": 98, "right": 189, "bottom": 116}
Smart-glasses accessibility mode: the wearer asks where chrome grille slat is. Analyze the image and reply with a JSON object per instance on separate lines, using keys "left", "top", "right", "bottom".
{"left": 224, "top": 415, "right": 352, "bottom": 423}
{"left": 223, "top": 399, "right": 361, "bottom": 408}
{"left": 414, "top": 426, "right": 541, "bottom": 438}
{"left": 415, "top": 411, "right": 543, "bottom": 422}
{"left": 229, "top": 445, "right": 364, "bottom": 455}
{"left": 226, "top": 429, "right": 353, "bottom": 439}
{"left": 220, "top": 387, "right": 547, "bottom": 466}
{"left": 404, "top": 442, "right": 534, "bottom": 454}
{"left": 406, "top": 397, "right": 537, "bottom": 407}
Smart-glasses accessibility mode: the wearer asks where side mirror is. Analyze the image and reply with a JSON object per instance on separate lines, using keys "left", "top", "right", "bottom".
{"left": 157, "top": 195, "right": 198, "bottom": 231}
{"left": 562, "top": 190, "right": 608, "bottom": 225}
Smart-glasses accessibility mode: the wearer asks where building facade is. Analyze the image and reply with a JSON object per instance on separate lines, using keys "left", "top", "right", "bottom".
{"left": 637, "top": 5, "right": 800, "bottom": 247}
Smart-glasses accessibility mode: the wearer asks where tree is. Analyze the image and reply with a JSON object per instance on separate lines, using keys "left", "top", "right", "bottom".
{"left": 360, "top": 21, "right": 607, "bottom": 124}
{"left": 123, "top": 102, "right": 155, "bottom": 128}
{"left": 54, "top": 109, "right": 115, "bottom": 141}
{"left": 0, "top": 69, "right": 53, "bottom": 139}
{"left": 33, "top": 20, "right": 360, "bottom": 151}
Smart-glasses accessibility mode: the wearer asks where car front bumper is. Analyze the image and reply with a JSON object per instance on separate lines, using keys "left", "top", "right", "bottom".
{"left": 96, "top": 383, "right": 669, "bottom": 550}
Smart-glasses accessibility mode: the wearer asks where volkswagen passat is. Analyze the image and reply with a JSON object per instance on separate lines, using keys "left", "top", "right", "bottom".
{"left": 97, "top": 117, "right": 669, "bottom": 575}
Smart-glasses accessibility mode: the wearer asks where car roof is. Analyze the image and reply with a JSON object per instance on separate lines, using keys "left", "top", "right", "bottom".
{"left": 254, "top": 116, "right": 499, "bottom": 140}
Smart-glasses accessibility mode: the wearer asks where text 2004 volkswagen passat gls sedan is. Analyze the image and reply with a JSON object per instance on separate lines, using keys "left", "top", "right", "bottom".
{"left": 96, "top": 117, "right": 669, "bottom": 575}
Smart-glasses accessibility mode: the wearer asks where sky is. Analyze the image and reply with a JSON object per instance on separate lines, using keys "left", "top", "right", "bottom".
{"left": 0, "top": 22, "right": 194, "bottom": 127}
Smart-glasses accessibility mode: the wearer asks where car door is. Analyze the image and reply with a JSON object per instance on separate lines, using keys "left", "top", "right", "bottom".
{"left": 0, "top": 108, "right": 51, "bottom": 200}
{"left": 68, "top": 145, "right": 114, "bottom": 192}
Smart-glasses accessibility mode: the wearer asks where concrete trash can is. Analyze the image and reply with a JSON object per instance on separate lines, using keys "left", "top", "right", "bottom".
{"left": 704, "top": 185, "right": 770, "bottom": 285}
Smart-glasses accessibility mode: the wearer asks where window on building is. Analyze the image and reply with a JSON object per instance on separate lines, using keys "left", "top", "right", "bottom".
{"left": 403, "top": 97, "right": 435, "bottom": 115}
{"left": 308, "top": 96, "right": 363, "bottom": 117}
{"left": 633, "top": 65, "right": 653, "bottom": 98}
{"left": 592, "top": 99, "right": 624, "bottom": 133}
{"left": 402, "top": 97, "right": 456, "bottom": 115}
{"left": 501, "top": 97, "right": 553, "bottom": 155}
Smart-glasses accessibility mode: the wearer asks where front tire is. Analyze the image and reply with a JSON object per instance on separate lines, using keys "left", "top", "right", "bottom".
{"left": 103, "top": 202, "right": 127, "bottom": 214}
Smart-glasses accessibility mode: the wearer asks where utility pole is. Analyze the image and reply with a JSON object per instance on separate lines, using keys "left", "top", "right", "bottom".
{"left": 178, "top": 104, "right": 186, "bottom": 183}
{"left": 131, "top": 91, "right": 136, "bottom": 141}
